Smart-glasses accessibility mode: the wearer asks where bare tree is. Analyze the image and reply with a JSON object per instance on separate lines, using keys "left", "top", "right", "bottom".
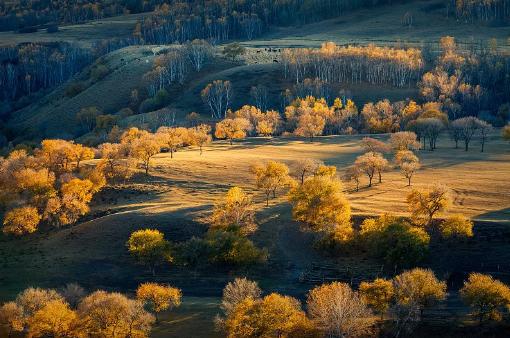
{"left": 249, "top": 85, "right": 269, "bottom": 111}
{"left": 185, "top": 39, "right": 213, "bottom": 71}
{"left": 201, "top": 80, "right": 232, "bottom": 119}
{"left": 477, "top": 120, "right": 493, "bottom": 152}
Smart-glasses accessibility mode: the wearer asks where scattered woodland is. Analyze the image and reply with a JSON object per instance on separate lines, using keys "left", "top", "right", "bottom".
{"left": 1, "top": 0, "right": 510, "bottom": 337}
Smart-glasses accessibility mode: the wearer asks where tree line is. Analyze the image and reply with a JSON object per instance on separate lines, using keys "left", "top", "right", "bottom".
{"left": 136, "top": 0, "right": 414, "bottom": 44}
{"left": 281, "top": 42, "right": 424, "bottom": 88}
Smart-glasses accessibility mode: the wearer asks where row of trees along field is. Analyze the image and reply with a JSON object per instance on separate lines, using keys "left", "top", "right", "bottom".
{"left": 452, "top": 0, "right": 510, "bottom": 22}
{"left": 2, "top": 269, "right": 510, "bottom": 337}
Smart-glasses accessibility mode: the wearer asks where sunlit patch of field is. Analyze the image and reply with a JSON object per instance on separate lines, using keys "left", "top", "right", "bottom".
{"left": 149, "top": 132, "right": 510, "bottom": 223}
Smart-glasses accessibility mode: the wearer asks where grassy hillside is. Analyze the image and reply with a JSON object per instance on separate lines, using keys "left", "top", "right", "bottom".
{"left": 245, "top": 0, "right": 510, "bottom": 49}
{"left": 0, "top": 13, "right": 146, "bottom": 48}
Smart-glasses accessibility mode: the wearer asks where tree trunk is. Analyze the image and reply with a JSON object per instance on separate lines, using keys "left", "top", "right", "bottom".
{"left": 368, "top": 176, "right": 372, "bottom": 187}
{"left": 200, "top": 146, "right": 203, "bottom": 155}
{"left": 378, "top": 171, "right": 382, "bottom": 183}
{"left": 408, "top": 177, "right": 411, "bottom": 186}
{"left": 170, "top": 149, "right": 173, "bottom": 158}
{"left": 481, "top": 139, "right": 485, "bottom": 152}
{"left": 465, "top": 140, "right": 469, "bottom": 151}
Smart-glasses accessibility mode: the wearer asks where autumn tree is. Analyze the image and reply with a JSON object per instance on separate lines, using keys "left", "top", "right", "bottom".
{"left": 389, "top": 131, "right": 420, "bottom": 151}
{"left": 255, "top": 110, "right": 282, "bottom": 137}
{"left": 343, "top": 165, "right": 363, "bottom": 192}
{"left": 42, "top": 178, "right": 95, "bottom": 227}
{"left": 251, "top": 161, "right": 294, "bottom": 205}
{"left": 157, "top": 126, "right": 188, "bottom": 158}
{"left": 2, "top": 206, "right": 41, "bottom": 236}
{"left": 201, "top": 80, "right": 232, "bottom": 118}
{"left": 27, "top": 299, "right": 78, "bottom": 338}
{"left": 440, "top": 214, "right": 474, "bottom": 239}
{"left": 307, "top": 282, "right": 375, "bottom": 337}
{"left": 0, "top": 302, "right": 24, "bottom": 337}
{"left": 395, "top": 150, "right": 420, "bottom": 186}
{"left": 393, "top": 268, "right": 447, "bottom": 318}
{"left": 460, "top": 273, "right": 510, "bottom": 323}
{"left": 294, "top": 112, "right": 326, "bottom": 141}
{"left": 189, "top": 124, "right": 212, "bottom": 154}
{"left": 359, "top": 278, "right": 394, "bottom": 320}
{"left": 360, "top": 215, "right": 430, "bottom": 267}
{"left": 354, "top": 152, "right": 388, "bottom": 187}
{"left": 288, "top": 175, "right": 352, "bottom": 241}
{"left": 220, "top": 278, "right": 262, "bottom": 316}
{"left": 406, "top": 185, "right": 451, "bottom": 226}
{"left": 127, "top": 229, "right": 172, "bottom": 275}
{"left": 78, "top": 291, "right": 154, "bottom": 337}
{"left": 214, "top": 118, "right": 250, "bottom": 145}
{"left": 210, "top": 187, "right": 257, "bottom": 235}
{"left": 129, "top": 133, "right": 161, "bottom": 175}
{"left": 293, "top": 159, "right": 324, "bottom": 185}
{"left": 361, "top": 137, "right": 390, "bottom": 153}
{"left": 15, "top": 288, "right": 64, "bottom": 320}
{"left": 98, "top": 143, "right": 136, "bottom": 180}
{"left": 136, "top": 283, "right": 182, "bottom": 321}
{"left": 225, "top": 293, "right": 309, "bottom": 338}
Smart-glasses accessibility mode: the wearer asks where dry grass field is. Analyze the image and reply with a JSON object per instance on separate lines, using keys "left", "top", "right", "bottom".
{"left": 0, "top": 133, "right": 508, "bottom": 336}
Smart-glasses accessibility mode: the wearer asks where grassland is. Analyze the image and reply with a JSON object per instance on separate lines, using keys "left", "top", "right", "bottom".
{"left": 0, "top": 133, "right": 509, "bottom": 336}
{"left": 0, "top": 13, "right": 146, "bottom": 48}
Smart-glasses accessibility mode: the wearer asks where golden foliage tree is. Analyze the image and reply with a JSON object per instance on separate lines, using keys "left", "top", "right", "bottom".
{"left": 156, "top": 126, "right": 189, "bottom": 158}
{"left": 189, "top": 124, "right": 212, "bottom": 154}
{"left": 225, "top": 293, "right": 310, "bottom": 338}
{"left": 307, "top": 282, "right": 375, "bottom": 337}
{"left": 294, "top": 112, "right": 326, "bottom": 141}
{"left": 354, "top": 152, "right": 388, "bottom": 187}
{"left": 27, "top": 299, "right": 78, "bottom": 338}
{"left": 439, "top": 214, "right": 474, "bottom": 239}
{"left": 0, "top": 302, "right": 24, "bottom": 337}
{"left": 251, "top": 161, "right": 294, "bottom": 206}
{"left": 210, "top": 187, "right": 257, "bottom": 235}
{"left": 406, "top": 185, "right": 451, "bottom": 226}
{"left": 2, "top": 206, "right": 41, "bottom": 236}
{"left": 136, "top": 283, "right": 182, "bottom": 321}
{"left": 389, "top": 131, "right": 420, "bottom": 151}
{"left": 393, "top": 268, "right": 446, "bottom": 317}
{"left": 127, "top": 229, "right": 171, "bottom": 275}
{"left": 460, "top": 273, "right": 510, "bottom": 323}
{"left": 395, "top": 150, "right": 420, "bottom": 186}
{"left": 129, "top": 133, "right": 161, "bottom": 175}
{"left": 359, "top": 278, "right": 394, "bottom": 320}
{"left": 288, "top": 175, "right": 352, "bottom": 241}
{"left": 16, "top": 288, "right": 64, "bottom": 319}
{"left": 292, "top": 159, "right": 324, "bottom": 185}
{"left": 78, "top": 291, "right": 154, "bottom": 337}
{"left": 214, "top": 118, "right": 250, "bottom": 145}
